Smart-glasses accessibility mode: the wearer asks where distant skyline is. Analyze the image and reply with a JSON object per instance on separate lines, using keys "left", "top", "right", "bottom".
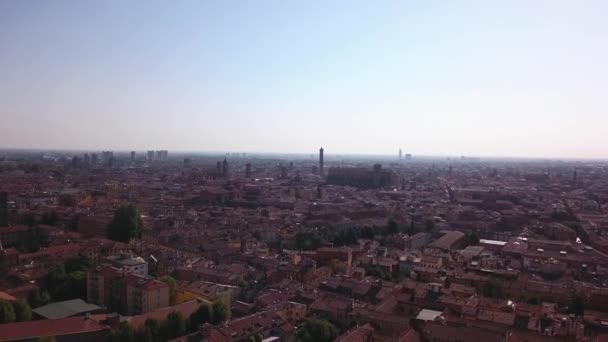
{"left": 1, "top": 1, "right": 607, "bottom": 159}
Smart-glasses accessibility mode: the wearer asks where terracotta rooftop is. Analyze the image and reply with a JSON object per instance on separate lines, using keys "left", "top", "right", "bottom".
{"left": 0, "top": 316, "right": 109, "bottom": 341}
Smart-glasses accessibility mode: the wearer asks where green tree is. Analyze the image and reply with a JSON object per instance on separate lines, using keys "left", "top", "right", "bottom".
{"left": 105, "top": 328, "right": 120, "bottom": 342}
{"left": 0, "top": 253, "right": 9, "bottom": 275}
{"left": 161, "top": 276, "right": 177, "bottom": 305}
{"left": 407, "top": 219, "right": 415, "bottom": 235}
{"left": 117, "top": 324, "right": 137, "bottom": 342}
{"left": 384, "top": 219, "right": 399, "bottom": 236}
{"left": 45, "top": 264, "right": 68, "bottom": 300}
{"left": 465, "top": 232, "right": 480, "bottom": 246}
{"left": 295, "top": 232, "right": 323, "bottom": 251}
{"left": 107, "top": 204, "right": 143, "bottom": 243}
{"left": 68, "top": 271, "right": 88, "bottom": 300}
{"left": 137, "top": 319, "right": 161, "bottom": 342}
{"left": 22, "top": 212, "right": 36, "bottom": 227}
{"left": 295, "top": 317, "right": 338, "bottom": 342}
{"left": 189, "top": 303, "right": 214, "bottom": 331}
{"left": 12, "top": 299, "right": 32, "bottom": 322}
{"left": 570, "top": 296, "right": 585, "bottom": 316}
{"left": 40, "top": 211, "right": 59, "bottom": 226}
{"left": 360, "top": 226, "right": 375, "bottom": 239}
{"left": 166, "top": 311, "right": 187, "bottom": 339}
{"left": 28, "top": 289, "right": 51, "bottom": 308}
{"left": 212, "top": 299, "right": 231, "bottom": 324}
{"left": 36, "top": 337, "right": 57, "bottom": 342}
{"left": 424, "top": 218, "right": 435, "bottom": 232}
{"left": 64, "top": 256, "right": 91, "bottom": 273}
{"left": 0, "top": 299, "right": 16, "bottom": 323}
{"left": 58, "top": 194, "right": 76, "bottom": 207}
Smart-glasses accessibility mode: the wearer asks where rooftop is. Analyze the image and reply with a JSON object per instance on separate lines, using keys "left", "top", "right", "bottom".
{"left": 33, "top": 299, "right": 103, "bottom": 320}
{"left": 0, "top": 316, "right": 109, "bottom": 341}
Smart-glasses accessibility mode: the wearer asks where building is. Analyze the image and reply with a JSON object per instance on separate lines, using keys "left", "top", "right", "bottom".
{"left": 0, "top": 316, "right": 109, "bottom": 342}
{"left": 316, "top": 247, "right": 353, "bottom": 267}
{"left": 399, "top": 148, "right": 403, "bottom": 159}
{"left": 404, "top": 232, "right": 432, "bottom": 250}
{"left": 130, "top": 151, "right": 136, "bottom": 161}
{"left": 154, "top": 150, "right": 168, "bottom": 161}
{"left": 319, "top": 147, "right": 325, "bottom": 177}
{"left": 175, "top": 280, "right": 240, "bottom": 305}
{"left": 245, "top": 163, "right": 252, "bottom": 178}
{"left": 429, "top": 231, "right": 465, "bottom": 251}
{"left": 32, "top": 299, "right": 103, "bottom": 320}
{"left": 222, "top": 158, "right": 229, "bottom": 179}
{"left": 405, "top": 153, "right": 412, "bottom": 160}
{"left": 101, "top": 151, "right": 113, "bottom": 164}
{"left": 103, "top": 252, "right": 148, "bottom": 277}
{"left": 326, "top": 164, "right": 396, "bottom": 189}
{"left": 147, "top": 150, "right": 155, "bottom": 161}
{"left": 87, "top": 266, "right": 169, "bottom": 315}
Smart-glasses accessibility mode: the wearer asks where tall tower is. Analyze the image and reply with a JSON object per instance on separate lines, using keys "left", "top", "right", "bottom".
{"left": 222, "top": 158, "right": 229, "bottom": 179}
{"left": 319, "top": 147, "right": 324, "bottom": 177}
{"left": 399, "top": 148, "right": 403, "bottom": 159}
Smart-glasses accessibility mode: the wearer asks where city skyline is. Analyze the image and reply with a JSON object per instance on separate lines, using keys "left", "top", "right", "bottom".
{"left": 1, "top": 1, "right": 607, "bottom": 159}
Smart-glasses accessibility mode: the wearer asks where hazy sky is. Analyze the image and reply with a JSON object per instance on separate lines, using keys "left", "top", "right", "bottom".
{"left": 1, "top": 1, "right": 607, "bottom": 158}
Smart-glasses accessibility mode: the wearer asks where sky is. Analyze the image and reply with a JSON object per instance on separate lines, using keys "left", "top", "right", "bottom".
{"left": 1, "top": 0, "right": 607, "bottom": 158}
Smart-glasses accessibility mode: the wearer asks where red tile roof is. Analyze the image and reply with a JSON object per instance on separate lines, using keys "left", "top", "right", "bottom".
{"left": 0, "top": 316, "right": 109, "bottom": 341}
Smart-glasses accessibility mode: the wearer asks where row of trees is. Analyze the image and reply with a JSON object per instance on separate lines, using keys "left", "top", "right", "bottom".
{"left": 0, "top": 299, "right": 32, "bottom": 323}
{"left": 105, "top": 299, "right": 231, "bottom": 342}
{"left": 294, "top": 219, "right": 420, "bottom": 251}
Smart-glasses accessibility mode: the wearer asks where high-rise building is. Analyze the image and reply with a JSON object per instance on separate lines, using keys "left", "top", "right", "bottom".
{"left": 71, "top": 156, "right": 81, "bottom": 168}
{"left": 222, "top": 158, "right": 229, "bottom": 179}
{"left": 83, "top": 153, "right": 90, "bottom": 165}
{"left": 130, "top": 151, "right": 136, "bottom": 161}
{"left": 0, "top": 192, "right": 8, "bottom": 227}
{"left": 91, "top": 153, "right": 99, "bottom": 165}
{"left": 245, "top": 163, "right": 252, "bottom": 178}
{"left": 405, "top": 154, "right": 412, "bottom": 160}
{"left": 399, "top": 148, "right": 403, "bottom": 159}
{"left": 281, "top": 165, "right": 288, "bottom": 179}
{"left": 101, "top": 151, "right": 114, "bottom": 163}
{"left": 153, "top": 150, "right": 168, "bottom": 162}
{"left": 319, "top": 147, "right": 324, "bottom": 177}
{"left": 147, "top": 150, "right": 155, "bottom": 161}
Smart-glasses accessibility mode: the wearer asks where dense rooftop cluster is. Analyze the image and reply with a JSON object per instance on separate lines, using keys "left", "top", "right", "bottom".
{"left": 1, "top": 150, "right": 608, "bottom": 341}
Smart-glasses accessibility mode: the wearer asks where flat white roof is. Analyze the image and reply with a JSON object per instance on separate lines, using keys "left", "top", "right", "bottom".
{"left": 416, "top": 309, "right": 443, "bottom": 321}
{"left": 480, "top": 239, "right": 507, "bottom": 246}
